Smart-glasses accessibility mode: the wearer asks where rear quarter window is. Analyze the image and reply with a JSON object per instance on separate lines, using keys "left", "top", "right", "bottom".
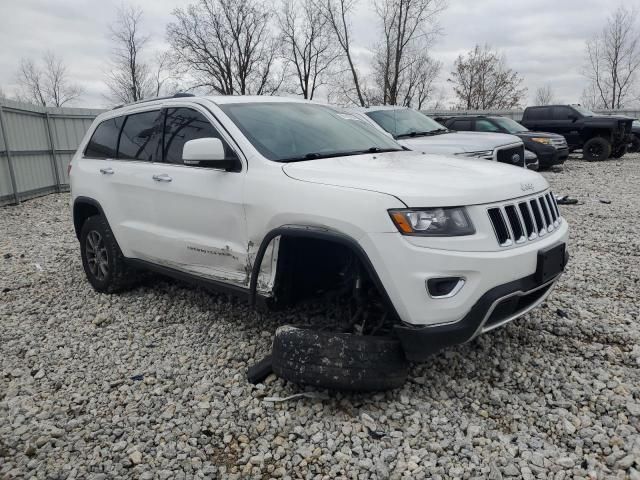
{"left": 84, "top": 117, "right": 124, "bottom": 159}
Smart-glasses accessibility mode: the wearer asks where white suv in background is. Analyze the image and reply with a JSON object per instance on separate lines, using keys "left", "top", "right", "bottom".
{"left": 70, "top": 95, "right": 568, "bottom": 391}
{"left": 348, "top": 106, "right": 529, "bottom": 168}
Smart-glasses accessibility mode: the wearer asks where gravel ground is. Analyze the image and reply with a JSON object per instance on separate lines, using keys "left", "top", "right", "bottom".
{"left": 1, "top": 154, "right": 639, "bottom": 480}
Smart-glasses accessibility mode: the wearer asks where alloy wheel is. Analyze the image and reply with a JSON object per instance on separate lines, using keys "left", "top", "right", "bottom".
{"left": 85, "top": 230, "right": 109, "bottom": 280}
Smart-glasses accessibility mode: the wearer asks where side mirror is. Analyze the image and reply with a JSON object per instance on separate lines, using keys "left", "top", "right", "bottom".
{"left": 182, "top": 137, "right": 240, "bottom": 171}
{"left": 568, "top": 114, "right": 578, "bottom": 122}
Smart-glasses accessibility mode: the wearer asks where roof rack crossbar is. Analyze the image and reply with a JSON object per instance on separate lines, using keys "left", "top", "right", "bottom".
{"left": 112, "top": 92, "right": 195, "bottom": 110}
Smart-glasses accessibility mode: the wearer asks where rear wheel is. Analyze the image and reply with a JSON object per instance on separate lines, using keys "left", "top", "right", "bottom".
{"left": 583, "top": 137, "right": 611, "bottom": 161}
{"left": 629, "top": 136, "right": 640, "bottom": 153}
{"left": 611, "top": 145, "right": 627, "bottom": 159}
{"left": 80, "top": 215, "right": 136, "bottom": 293}
{"left": 272, "top": 325, "right": 409, "bottom": 391}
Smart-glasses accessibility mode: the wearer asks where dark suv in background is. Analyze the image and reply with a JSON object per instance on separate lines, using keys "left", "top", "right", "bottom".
{"left": 520, "top": 105, "right": 633, "bottom": 161}
{"left": 437, "top": 115, "right": 568, "bottom": 170}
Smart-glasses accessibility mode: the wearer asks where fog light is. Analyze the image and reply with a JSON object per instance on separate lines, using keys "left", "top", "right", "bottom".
{"left": 426, "top": 277, "right": 465, "bottom": 298}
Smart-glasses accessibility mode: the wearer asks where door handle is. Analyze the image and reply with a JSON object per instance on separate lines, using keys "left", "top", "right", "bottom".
{"left": 152, "top": 174, "right": 172, "bottom": 182}
{"left": 99, "top": 167, "right": 114, "bottom": 175}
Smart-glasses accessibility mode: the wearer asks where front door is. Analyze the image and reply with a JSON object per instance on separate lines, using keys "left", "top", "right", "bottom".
{"left": 142, "top": 106, "right": 248, "bottom": 288}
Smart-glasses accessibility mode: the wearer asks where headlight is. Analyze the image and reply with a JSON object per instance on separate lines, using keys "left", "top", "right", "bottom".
{"left": 531, "top": 137, "right": 552, "bottom": 145}
{"left": 389, "top": 207, "right": 475, "bottom": 236}
{"left": 454, "top": 150, "right": 493, "bottom": 158}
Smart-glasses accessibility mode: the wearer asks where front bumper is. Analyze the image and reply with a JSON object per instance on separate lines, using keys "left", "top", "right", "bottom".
{"left": 531, "top": 145, "right": 568, "bottom": 167}
{"left": 361, "top": 219, "right": 568, "bottom": 328}
{"left": 394, "top": 268, "right": 566, "bottom": 361}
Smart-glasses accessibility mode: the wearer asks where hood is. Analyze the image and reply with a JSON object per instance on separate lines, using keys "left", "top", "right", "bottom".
{"left": 282, "top": 151, "right": 548, "bottom": 207}
{"left": 397, "top": 131, "right": 522, "bottom": 154}
{"left": 517, "top": 131, "right": 565, "bottom": 140}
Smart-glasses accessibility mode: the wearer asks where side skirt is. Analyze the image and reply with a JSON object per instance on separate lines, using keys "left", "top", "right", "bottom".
{"left": 126, "top": 257, "right": 268, "bottom": 308}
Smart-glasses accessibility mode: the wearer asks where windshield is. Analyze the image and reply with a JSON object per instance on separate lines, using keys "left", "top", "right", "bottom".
{"left": 492, "top": 117, "right": 529, "bottom": 133}
{"left": 365, "top": 109, "right": 447, "bottom": 138}
{"left": 218, "top": 102, "right": 402, "bottom": 162}
{"left": 573, "top": 105, "right": 595, "bottom": 117}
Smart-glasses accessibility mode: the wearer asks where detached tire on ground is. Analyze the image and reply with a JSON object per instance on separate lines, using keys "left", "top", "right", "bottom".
{"left": 272, "top": 326, "right": 409, "bottom": 391}
{"left": 583, "top": 137, "right": 611, "bottom": 161}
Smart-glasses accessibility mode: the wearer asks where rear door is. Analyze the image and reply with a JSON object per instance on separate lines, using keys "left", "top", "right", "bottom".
{"left": 143, "top": 105, "right": 249, "bottom": 288}
{"left": 524, "top": 107, "right": 553, "bottom": 132}
{"left": 104, "top": 109, "right": 166, "bottom": 259}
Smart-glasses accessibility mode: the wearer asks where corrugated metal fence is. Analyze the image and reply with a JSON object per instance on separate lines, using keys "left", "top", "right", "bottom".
{"left": 0, "top": 98, "right": 103, "bottom": 206}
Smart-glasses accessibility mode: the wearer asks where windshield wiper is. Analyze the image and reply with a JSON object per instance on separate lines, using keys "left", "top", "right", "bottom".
{"left": 279, "top": 147, "right": 401, "bottom": 163}
{"left": 395, "top": 131, "right": 437, "bottom": 139}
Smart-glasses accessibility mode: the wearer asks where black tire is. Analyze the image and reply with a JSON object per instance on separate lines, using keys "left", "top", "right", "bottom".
{"left": 629, "top": 136, "right": 640, "bottom": 153}
{"left": 80, "top": 215, "right": 136, "bottom": 293}
{"left": 272, "top": 325, "right": 409, "bottom": 392}
{"left": 611, "top": 144, "right": 627, "bottom": 159}
{"left": 583, "top": 137, "right": 611, "bottom": 161}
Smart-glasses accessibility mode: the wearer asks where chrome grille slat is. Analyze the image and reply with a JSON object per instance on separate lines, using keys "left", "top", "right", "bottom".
{"left": 538, "top": 197, "right": 553, "bottom": 231}
{"left": 487, "top": 191, "right": 562, "bottom": 247}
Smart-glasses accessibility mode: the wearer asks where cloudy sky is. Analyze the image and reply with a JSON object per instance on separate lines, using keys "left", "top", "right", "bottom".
{"left": 0, "top": 0, "right": 617, "bottom": 109}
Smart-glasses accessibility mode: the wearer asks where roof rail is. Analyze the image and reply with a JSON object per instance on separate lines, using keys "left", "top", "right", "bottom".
{"left": 111, "top": 92, "right": 196, "bottom": 110}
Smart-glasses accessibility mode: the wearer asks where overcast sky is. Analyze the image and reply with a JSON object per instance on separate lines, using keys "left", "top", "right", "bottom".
{"left": 0, "top": 0, "right": 617, "bottom": 109}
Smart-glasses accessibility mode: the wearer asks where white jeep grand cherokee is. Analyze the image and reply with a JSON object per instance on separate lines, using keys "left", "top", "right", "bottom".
{"left": 70, "top": 94, "right": 568, "bottom": 390}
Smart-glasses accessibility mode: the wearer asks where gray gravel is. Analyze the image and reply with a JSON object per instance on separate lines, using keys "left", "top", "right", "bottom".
{"left": 1, "top": 154, "right": 639, "bottom": 479}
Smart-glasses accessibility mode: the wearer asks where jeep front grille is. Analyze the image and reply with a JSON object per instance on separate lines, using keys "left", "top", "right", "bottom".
{"left": 487, "top": 192, "right": 561, "bottom": 247}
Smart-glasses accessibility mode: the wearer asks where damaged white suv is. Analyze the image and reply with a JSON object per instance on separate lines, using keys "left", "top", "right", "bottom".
{"left": 70, "top": 95, "right": 568, "bottom": 391}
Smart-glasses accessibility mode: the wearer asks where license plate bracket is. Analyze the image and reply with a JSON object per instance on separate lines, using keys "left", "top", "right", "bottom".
{"left": 536, "top": 243, "right": 566, "bottom": 283}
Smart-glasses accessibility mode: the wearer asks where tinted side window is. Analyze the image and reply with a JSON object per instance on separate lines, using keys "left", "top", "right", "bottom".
{"left": 552, "top": 107, "right": 575, "bottom": 120}
{"left": 118, "top": 110, "right": 164, "bottom": 161}
{"left": 527, "top": 107, "right": 550, "bottom": 120}
{"left": 84, "top": 117, "right": 124, "bottom": 159}
{"left": 476, "top": 119, "right": 500, "bottom": 132}
{"left": 452, "top": 119, "right": 472, "bottom": 131}
{"left": 163, "top": 108, "right": 236, "bottom": 165}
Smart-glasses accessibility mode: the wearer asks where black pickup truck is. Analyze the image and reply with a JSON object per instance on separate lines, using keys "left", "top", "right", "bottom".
{"left": 520, "top": 105, "right": 633, "bottom": 161}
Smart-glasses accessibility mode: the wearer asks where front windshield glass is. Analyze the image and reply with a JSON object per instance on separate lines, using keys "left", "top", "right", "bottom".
{"left": 573, "top": 105, "right": 595, "bottom": 116}
{"left": 492, "top": 117, "right": 529, "bottom": 133}
{"left": 218, "top": 102, "right": 402, "bottom": 162}
{"left": 365, "top": 109, "right": 446, "bottom": 138}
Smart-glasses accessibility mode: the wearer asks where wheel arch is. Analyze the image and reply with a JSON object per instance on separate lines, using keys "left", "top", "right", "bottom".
{"left": 73, "top": 196, "right": 106, "bottom": 241}
{"left": 248, "top": 226, "right": 400, "bottom": 321}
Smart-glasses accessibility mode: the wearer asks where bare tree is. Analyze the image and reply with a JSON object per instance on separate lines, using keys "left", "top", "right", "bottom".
{"left": 580, "top": 82, "right": 605, "bottom": 110}
{"left": 167, "top": 0, "right": 283, "bottom": 95}
{"left": 16, "top": 52, "right": 82, "bottom": 107}
{"left": 105, "top": 4, "right": 152, "bottom": 103}
{"left": 448, "top": 44, "right": 527, "bottom": 110}
{"left": 372, "top": 0, "right": 445, "bottom": 106}
{"left": 279, "top": 0, "right": 340, "bottom": 99}
{"left": 533, "top": 84, "right": 557, "bottom": 105}
{"left": 399, "top": 53, "right": 441, "bottom": 109}
{"left": 584, "top": 6, "right": 640, "bottom": 109}
{"left": 317, "top": 0, "right": 367, "bottom": 106}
